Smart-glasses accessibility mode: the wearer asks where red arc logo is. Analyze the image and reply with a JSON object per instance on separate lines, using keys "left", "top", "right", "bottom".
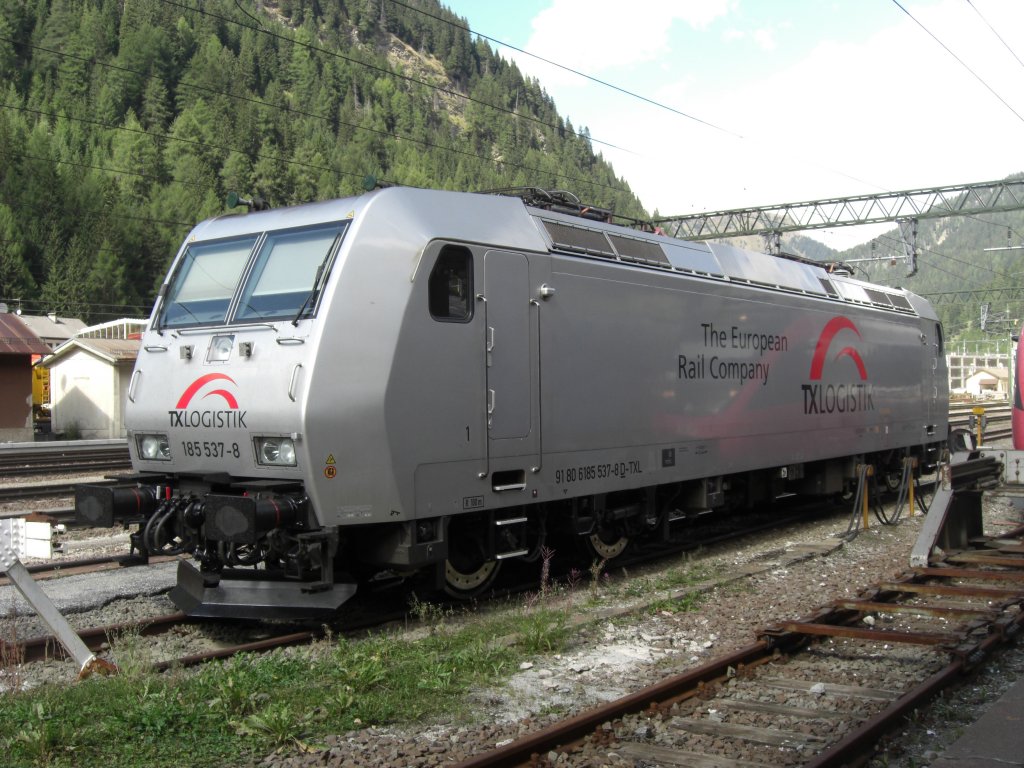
{"left": 809, "top": 316, "right": 867, "bottom": 381}
{"left": 175, "top": 373, "right": 239, "bottom": 409}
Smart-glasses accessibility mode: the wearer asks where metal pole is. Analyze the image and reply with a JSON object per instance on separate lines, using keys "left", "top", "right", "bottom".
{"left": 909, "top": 457, "right": 917, "bottom": 515}
{"left": 973, "top": 406, "right": 986, "bottom": 446}
{"left": 0, "top": 542, "right": 117, "bottom": 678}
{"left": 861, "top": 465, "right": 874, "bottom": 529}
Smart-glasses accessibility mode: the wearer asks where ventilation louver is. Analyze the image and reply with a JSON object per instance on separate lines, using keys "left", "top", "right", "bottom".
{"left": 541, "top": 220, "right": 616, "bottom": 258}
{"left": 607, "top": 234, "right": 671, "bottom": 266}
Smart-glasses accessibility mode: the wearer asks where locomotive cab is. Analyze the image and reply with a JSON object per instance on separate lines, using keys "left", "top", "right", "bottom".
{"left": 78, "top": 209, "right": 360, "bottom": 617}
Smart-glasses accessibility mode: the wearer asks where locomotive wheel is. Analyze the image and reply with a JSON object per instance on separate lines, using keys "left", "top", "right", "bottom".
{"left": 443, "top": 514, "right": 500, "bottom": 598}
{"left": 443, "top": 557, "right": 500, "bottom": 598}
{"left": 586, "top": 529, "right": 629, "bottom": 560}
{"left": 883, "top": 470, "right": 902, "bottom": 492}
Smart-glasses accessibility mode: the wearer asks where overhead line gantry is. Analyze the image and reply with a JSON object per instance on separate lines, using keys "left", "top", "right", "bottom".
{"left": 655, "top": 178, "right": 1024, "bottom": 277}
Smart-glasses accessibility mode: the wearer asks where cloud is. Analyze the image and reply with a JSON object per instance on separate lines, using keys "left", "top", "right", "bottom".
{"left": 515, "top": 0, "right": 731, "bottom": 81}
{"left": 490, "top": 0, "right": 1024, "bottom": 249}
{"left": 612, "top": 1, "right": 1024, "bottom": 220}
{"left": 753, "top": 29, "right": 776, "bottom": 51}
{"left": 721, "top": 26, "right": 777, "bottom": 51}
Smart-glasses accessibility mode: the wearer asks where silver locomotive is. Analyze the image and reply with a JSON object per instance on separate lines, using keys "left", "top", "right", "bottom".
{"left": 76, "top": 187, "right": 948, "bottom": 618}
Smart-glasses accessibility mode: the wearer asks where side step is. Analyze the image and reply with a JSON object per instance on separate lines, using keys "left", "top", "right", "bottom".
{"left": 495, "top": 515, "right": 530, "bottom": 560}
{"left": 169, "top": 561, "right": 356, "bottom": 620}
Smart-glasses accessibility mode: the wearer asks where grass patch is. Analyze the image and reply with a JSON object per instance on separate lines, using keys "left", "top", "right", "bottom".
{"left": 646, "top": 591, "right": 707, "bottom": 615}
{"left": 514, "top": 609, "right": 571, "bottom": 654}
{"left": 0, "top": 607, "right": 573, "bottom": 768}
{"left": 0, "top": 550, "right": 730, "bottom": 766}
{"left": 614, "top": 561, "right": 718, "bottom": 602}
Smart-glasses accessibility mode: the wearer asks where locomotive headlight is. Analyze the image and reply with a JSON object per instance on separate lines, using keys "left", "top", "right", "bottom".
{"left": 207, "top": 334, "right": 235, "bottom": 362}
{"left": 255, "top": 436, "right": 297, "bottom": 467}
{"left": 136, "top": 433, "right": 171, "bottom": 461}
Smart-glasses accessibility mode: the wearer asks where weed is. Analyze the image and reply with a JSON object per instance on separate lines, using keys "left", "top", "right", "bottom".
{"left": 538, "top": 702, "right": 568, "bottom": 717}
{"left": 129, "top": 684, "right": 178, "bottom": 736}
{"left": 334, "top": 644, "right": 387, "bottom": 693}
{"left": 1, "top": 605, "right": 24, "bottom": 693}
{"left": 0, "top": 602, "right": 553, "bottom": 767}
{"left": 418, "top": 661, "right": 455, "bottom": 692}
{"left": 327, "top": 685, "right": 356, "bottom": 715}
{"left": 408, "top": 593, "right": 454, "bottom": 630}
{"left": 588, "top": 558, "right": 607, "bottom": 594}
{"left": 538, "top": 546, "right": 555, "bottom": 597}
{"left": 657, "top": 563, "right": 716, "bottom": 590}
{"left": 622, "top": 577, "right": 653, "bottom": 599}
{"left": 206, "top": 673, "right": 268, "bottom": 718}
{"left": 318, "top": 624, "right": 334, "bottom": 645}
{"left": 517, "top": 609, "right": 570, "bottom": 654}
{"left": 566, "top": 567, "right": 583, "bottom": 592}
{"left": 106, "top": 626, "right": 152, "bottom": 680}
{"left": 648, "top": 591, "right": 706, "bottom": 615}
{"left": 234, "top": 701, "right": 320, "bottom": 752}
{"left": 13, "top": 702, "right": 63, "bottom": 766}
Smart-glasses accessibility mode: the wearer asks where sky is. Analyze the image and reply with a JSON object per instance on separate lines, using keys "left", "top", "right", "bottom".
{"left": 440, "top": 0, "right": 1024, "bottom": 250}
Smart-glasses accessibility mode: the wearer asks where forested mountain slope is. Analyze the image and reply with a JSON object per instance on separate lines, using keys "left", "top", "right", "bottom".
{"left": 0, "top": 0, "right": 646, "bottom": 322}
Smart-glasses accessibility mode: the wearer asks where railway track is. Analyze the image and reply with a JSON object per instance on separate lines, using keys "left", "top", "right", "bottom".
{"left": 0, "top": 440, "right": 131, "bottom": 507}
{"left": 949, "top": 402, "right": 1011, "bottom": 441}
{"left": 0, "top": 415, "right": 1017, "bottom": 768}
{"left": 0, "top": 604, "right": 408, "bottom": 671}
{"left": 0, "top": 506, "right": 76, "bottom": 523}
{"left": 0, "top": 475, "right": 956, "bottom": 671}
{"left": 0, "top": 498, "right": 851, "bottom": 672}
{"left": 452, "top": 522, "right": 1024, "bottom": 768}
{"left": 0, "top": 552, "right": 182, "bottom": 589}
{"left": 0, "top": 440, "right": 130, "bottom": 477}
{"left": 1, "top": 484, "right": 1018, "bottom": 767}
{"left": 0, "top": 479, "right": 122, "bottom": 505}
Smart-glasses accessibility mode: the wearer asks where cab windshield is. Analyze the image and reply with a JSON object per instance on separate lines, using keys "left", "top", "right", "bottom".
{"left": 158, "top": 222, "right": 347, "bottom": 329}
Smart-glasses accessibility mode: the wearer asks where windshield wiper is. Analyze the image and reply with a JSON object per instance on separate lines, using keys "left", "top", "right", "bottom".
{"left": 158, "top": 299, "right": 202, "bottom": 331}
{"left": 291, "top": 263, "right": 325, "bottom": 326}
{"left": 291, "top": 234, "right": 340, "bottom": 326}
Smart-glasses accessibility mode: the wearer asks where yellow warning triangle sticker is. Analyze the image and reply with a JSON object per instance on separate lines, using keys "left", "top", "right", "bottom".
{"left": 325, "top": 454, "right": 336, "bottom": 465}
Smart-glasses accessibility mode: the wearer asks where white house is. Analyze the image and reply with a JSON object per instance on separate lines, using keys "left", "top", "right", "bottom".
{"left": 959, "top": 367, "right": 1009, "bottom": 399}
{"left": 41, "top": 337, "right": 139, "bottom": 439}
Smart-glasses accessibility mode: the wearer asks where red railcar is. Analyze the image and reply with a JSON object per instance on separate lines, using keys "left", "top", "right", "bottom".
{"left": 1015, "top": 328, "right": 1024, "bottom": 449}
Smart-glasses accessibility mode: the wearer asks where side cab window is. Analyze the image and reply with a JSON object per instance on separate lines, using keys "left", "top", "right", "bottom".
{"left": 428, "top": 245, "right": 474, "bottom": 322}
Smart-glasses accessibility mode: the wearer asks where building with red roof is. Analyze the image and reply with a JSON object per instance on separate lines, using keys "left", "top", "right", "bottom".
{"left": 0, "top": 313, "right": 51, "bottom": 442}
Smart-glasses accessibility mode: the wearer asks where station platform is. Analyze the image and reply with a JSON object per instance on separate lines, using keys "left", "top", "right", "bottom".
{"left": 931, "top": 673, "right": 1024, "bottom": 768}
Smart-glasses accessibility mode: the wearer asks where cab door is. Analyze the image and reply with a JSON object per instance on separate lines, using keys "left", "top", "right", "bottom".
{"left": 924, "top": 321, "right": 946, "bottom": 435}
{"left": 482, "top": 250, "right": 539, "bottom": 482}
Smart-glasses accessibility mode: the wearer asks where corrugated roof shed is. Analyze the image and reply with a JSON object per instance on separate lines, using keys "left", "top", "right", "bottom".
{"left": 41, "top": 337, "right": 139, "bottom": 365}
{"left": 0, "top": 313, "right": 51, "bottom": 355}
{"left": 16, "top": 314, "right": 87, "bottom": 346}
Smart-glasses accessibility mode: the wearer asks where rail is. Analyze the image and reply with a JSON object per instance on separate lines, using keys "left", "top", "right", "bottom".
{"left": 0, "top": 439, "right": 130, "bottom": 477}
